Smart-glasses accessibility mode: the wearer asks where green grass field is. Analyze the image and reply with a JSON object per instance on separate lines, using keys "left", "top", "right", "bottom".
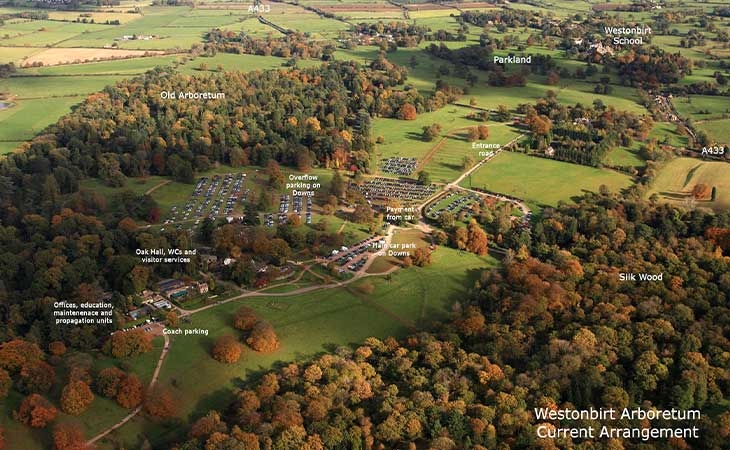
{"left": 0, "top": 45, "right": 44, "bottom": 62}
{"left": 604, "top": 142, "right": 646, "bottom": 168}
{"left": 461, "top": 151, "right": 635, "bottom": 210}
{"left": 673, "top": 95, "right": 730, "bottom": 121}
{"left": 17, "top": 54, "right": 185, "bottom": 75}
{"left": 0, "top": 74, "right": 124, "bottom": 98}
{"left": 371, "top": 105, "right": 488, "bottom": 171}
{"left": 647, "top": 157, "right": 730, "bottom": 211}
{"left": 0, "top": 53, "right": 188, "bottom": 155}
{"left": 649, "top": 121, "right": 690, "bottom": 148}
{"left": 80, "top": 176, "right": 169, "bottom": 198}
{"left": 694, "top": 119, "right": 730, "bottom": 146}
{"left": 423, "top": 124, "right": 522, "bottom": 183}
{"left": 178, "top": 52, "right": 320, "bottom": 75}
{"left": 94, "top": 245, "right": 496, "bottom": 449}
{"left": 0, "top": 97, "right": 79, "bottom": 149}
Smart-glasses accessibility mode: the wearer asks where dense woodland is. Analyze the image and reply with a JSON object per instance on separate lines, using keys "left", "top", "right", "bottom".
{"left": 518, "top": 94, "right": 654, "bottom": 169}
{"left": 168, "top": 195, "right": 730, "bottom": 450}
{"left": 2, "top": 59, "right": 425, "bottom": 199}
{"left": 0, "top": 58, "right": 430, "bottom": 352}
{"left": 204, "top": 30, "right": 336, "bottom": 61}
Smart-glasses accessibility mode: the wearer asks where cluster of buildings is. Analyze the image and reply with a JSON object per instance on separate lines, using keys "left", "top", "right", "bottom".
{"left": 116, "top": 34, "right": 156, "bottom": 41}
{"left": 354, "top": 32, "right": 395, "bottom": 45}
{"left": 126, "top": 278, "right": 209, "bottom": 321}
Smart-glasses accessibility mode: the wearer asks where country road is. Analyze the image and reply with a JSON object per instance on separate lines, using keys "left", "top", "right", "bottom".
{"left": 449, "top": 133, "right": 526, "bottom": 188}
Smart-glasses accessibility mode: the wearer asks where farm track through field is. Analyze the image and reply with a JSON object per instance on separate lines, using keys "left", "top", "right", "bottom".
{"left": 416, "top": 126, "right": 472, "bottom": 172}
{"left": 14, "top": 94, "right": 85, "bottom": 100}
{"left": 145, "top": 180, "right": 172, "bottom": 195}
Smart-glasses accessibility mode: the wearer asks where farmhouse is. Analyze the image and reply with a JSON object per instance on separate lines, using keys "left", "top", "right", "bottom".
{"left": 195, "top": 282, "right": 209, "bottom": 294}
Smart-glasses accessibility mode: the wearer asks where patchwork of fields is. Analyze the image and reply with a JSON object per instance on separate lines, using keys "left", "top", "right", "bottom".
{"left": 0, "top": 1, "right": 728, "bottom": 448}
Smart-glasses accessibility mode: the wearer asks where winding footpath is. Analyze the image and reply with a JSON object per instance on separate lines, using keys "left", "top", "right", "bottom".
{"left": 87, "top": 334, "right": 170, "bottom": 445}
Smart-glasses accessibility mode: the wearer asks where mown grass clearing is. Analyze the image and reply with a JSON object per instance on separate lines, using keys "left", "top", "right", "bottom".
{"left": 423, "top": 125, "right": 522, "bottom": 183}
{"left": 462, "top": 151, "right": 634, "bottom": 210}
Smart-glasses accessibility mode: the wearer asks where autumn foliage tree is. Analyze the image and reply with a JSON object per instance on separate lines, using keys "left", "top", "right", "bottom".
{"left": 0, "top": 339, "right": 44, "bottom": 373}
{"left": 233, "top": 306, "right": 259, "bottom": 331}
{"left": 52, "top": 422, "right": 87, "bottom": 450}
{"left": 246, "top": 321, "right": 280, "bottom": 353}
{"left": 115, "top": 373, "right": 144, "bottom": 409}
{"left": 212, "top": 335, "right": 243, "bottom": 364}
{"left": 466, "top": 219, "right": 489, "bottom": 256}
{"left": 104, "top": 329, "right": 153, "bottom": 358}
{"left": 144, "top": 384, "right": 178, "bottom": 419}
{"left": 412, "top": 247, "right": 433, "bottom": 267}
{"left": 60, "top": 381, "right": 94, "bottom": 415}
{"left": 95, "top": 367, "right": 126, "bottom": 398}
{"left": 0, "top": 369, "right": 11, "bottom": 400}
{"left": 17, "top": 394, "right": 58, "bottom": 428}
{"left": 477, "top": 125, "right": 489, "bottom": 139}
{"left": 526, "top": 110, "right": 552, "bottom": 136}
{"left": 692, "top": 183, "right": 711, "bottom": 200}
{"left": 398, "top": 103, "right": 417, "bottom": 120}
{"left": 467, "top": 127, "right": 480, "bottom": 142}
{"left": 188, "top": 410, "right": 227, "bottom": 440}
{"left": 18, "top": 361, "right": 55, "bottom": 394}
{"left": 546, "top": 70, "right": 560, "bottom": 85}
{"left": 166, "top": 311, "right": 179, "bottom": 327}
{"left": 48, "top": 341, "right": 67, "bottom": 357}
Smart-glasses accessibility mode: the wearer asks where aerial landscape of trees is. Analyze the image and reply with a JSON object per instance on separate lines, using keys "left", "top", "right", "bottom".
{"left": 0, "top": 1, "right": 728, "bottom": 447}
{"left": 171, "top": 194, "right": 730, "bottom": 449}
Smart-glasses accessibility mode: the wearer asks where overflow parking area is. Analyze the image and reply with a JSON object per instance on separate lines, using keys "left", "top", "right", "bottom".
{"left": 425, "top": 192, "right": 480, "bottom": 220}
{"left": 165, "top": 173, "right": 248, "bottom": 228}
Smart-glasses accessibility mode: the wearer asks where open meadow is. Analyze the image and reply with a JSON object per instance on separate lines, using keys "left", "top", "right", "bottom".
{"left": 461, "top": 151, "right": 635, "bottom": 210}
{"left": 647, "top": 157, "right": 730, "bottom": 211}
{"left": 422, "top": 124, "right": 522, "bottom": 183}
